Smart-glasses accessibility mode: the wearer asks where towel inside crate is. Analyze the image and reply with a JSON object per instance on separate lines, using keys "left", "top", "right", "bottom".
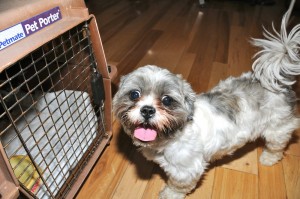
{"left": 2, "top": 90, "right": 98, "bottom": 197}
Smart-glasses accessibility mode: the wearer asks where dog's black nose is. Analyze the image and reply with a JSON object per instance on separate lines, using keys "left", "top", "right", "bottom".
{"left": 140, "top": 106, "right": 156, "bottom": 120}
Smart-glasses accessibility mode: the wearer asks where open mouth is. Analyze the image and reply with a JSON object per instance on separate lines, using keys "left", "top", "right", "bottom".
{"left": 133, "top": 124, "right": 158, "bottom": 142}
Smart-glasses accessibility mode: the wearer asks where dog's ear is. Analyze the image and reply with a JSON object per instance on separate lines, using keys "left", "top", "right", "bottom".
{"left": 118, "top": 74, "right": 129, "bottom": 89}
{"left": 181, "top": 79, "right": 196, "bottom": 117}
{"left": 175, "top": 74, "right": 196, "bottom": 116}
{"left": 113, "top": 74, "right": 129, "bottom": 111}
{"left": 176, "top": 74, "right": 183, "bottom": 79}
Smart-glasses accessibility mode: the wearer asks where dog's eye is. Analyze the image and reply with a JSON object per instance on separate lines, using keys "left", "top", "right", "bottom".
{"left": 129, "top": 90, "right": 141, "bottom": 100}
{"left": 162, "top": 95, "right": 173, "bottom": 106}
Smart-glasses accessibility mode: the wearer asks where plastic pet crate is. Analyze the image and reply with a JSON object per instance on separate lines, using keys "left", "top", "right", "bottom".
{"left": 0, "top": 0, "right": 115, "bottom": 198}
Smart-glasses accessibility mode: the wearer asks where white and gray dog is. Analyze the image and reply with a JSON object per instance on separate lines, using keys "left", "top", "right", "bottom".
{"left": 113, "top": 11, "right": 300, "bottom": 199}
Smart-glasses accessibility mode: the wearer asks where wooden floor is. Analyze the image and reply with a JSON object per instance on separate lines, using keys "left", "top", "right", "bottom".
{"left": 77, "top": 0, "right": 300, "bottom": 198}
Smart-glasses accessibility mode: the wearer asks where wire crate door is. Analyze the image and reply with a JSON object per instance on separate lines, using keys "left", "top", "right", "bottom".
{"left": 0, "top": 20, "right": 110, "bottom": 198}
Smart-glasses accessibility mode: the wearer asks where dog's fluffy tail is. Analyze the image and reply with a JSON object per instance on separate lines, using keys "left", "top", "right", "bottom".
{"left": 252, "top": 4, "right": 300, "bottom": 92}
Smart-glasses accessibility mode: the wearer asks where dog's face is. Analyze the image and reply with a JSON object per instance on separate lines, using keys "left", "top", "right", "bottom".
{"left": 113, "top": 65, "right": 196, "bottom": 147}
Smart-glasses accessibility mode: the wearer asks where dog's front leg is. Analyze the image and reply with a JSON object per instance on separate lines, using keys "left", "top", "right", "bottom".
{"left": 159, "top": 165, "right": 204, "bottom": 199}
{"left": 159, "top": 177, "right": 199, "bottom": 199}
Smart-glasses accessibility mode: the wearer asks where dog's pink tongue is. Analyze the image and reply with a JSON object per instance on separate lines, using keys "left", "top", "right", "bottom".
{"left": 134, "top": 127, "right": 157, "bottom": 141}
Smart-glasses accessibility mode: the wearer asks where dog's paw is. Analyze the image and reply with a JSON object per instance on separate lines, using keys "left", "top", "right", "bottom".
{"left": 159, "top": 186, "right": 185, "bottom": 199}
{"left": 259, "top": 149, "right": 283, "bottom": 166}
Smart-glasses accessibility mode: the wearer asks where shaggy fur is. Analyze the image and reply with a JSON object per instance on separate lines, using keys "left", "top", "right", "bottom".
{"left": 113, "top": 12, "right": 300, "bottom": 199}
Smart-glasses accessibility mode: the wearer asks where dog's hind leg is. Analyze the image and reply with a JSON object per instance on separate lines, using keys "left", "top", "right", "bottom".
{"left": 259, "top": 143, "right": 287, "bottom": 166}
{"left": 259, "top": 121, "right": 297, "bottom": 166}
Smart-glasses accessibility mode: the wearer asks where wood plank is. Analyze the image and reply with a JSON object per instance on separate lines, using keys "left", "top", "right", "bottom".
{"left": 141, "top": 166, "right": 166, "bottom": 199}
{"left": 102, "top": 0, "right": 173, "bottom": 62}
{"left": 137, "top": 24, "right": 187, "bottom": 71}
{"left": 207, "top": 62, "right": 228, "bottom": 90}
{"left": 219, "top": 143, "right": 258, "bottom": 175}
{"left": 152, "top": 0, "right": 183, "bottom": 31}
{"left": 172, "top": 10, "right": 202, "bottom": 79}
{"left": 170, "top": 11, "right": 203, "bottom": 77}
{"left": 187, "top": 167, "right": 215, "bottom": 199}
{"left": 257, "top": 148, "right": 287, "bottom": 199}
{"left": 138, "top": 10, "right": 199, "bottom": 71}
{"left": 212, "top": 167, "right": 258, "bottom": 199}
{"left": 187, "top": 8, "right": 218, "bottom": 54}
{"left": 282, "top": 155, "right": 300, "bottom": 199}
{"left": 187, "top": 9, "right": 222, "bottom": 93}
{"left": 76, "top": 122, "right": 133, "bottom": 199}
{"left": 111, "top": 150, "right": 154, "bottom": 199}
{"left": 142, "top": 164, "right": 216, "bottom": 199}
{"left": 213, "top": 11, "right": 230, "bottom": 64}
{"left": 227, "top": 25, "right": 253, "bottom": 77}
{"left": 115, "top": 29, "right": 163, "bottom": 80}
{"left": 173, "top": 53, "right": 196, "bottom": 79}
{"left": 89, "top": 1, "right": 131, "bottom": 31}
{"left": 286, "top": 129, "right": 300, "bottom": 157}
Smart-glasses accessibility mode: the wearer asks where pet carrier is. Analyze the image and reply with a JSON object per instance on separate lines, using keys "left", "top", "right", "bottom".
{"left": 0, "top": 0, "right": 116, "bottom": 198}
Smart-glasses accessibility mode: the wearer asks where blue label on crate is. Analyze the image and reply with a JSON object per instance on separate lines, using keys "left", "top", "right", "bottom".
{"left": 0, "top": 7, "right": 62, "bottom": 51}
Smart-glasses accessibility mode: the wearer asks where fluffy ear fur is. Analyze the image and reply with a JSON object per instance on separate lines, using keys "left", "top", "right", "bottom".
{"left": 178, "top": 75, "right": 196, "bottom": 119}
{"left": 118, "top": 74, "right": 129, "bottom": 90}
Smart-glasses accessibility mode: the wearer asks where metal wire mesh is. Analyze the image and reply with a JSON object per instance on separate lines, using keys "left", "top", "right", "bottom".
{"left": 0, "top": 21, "right": 106, "bottom": 198}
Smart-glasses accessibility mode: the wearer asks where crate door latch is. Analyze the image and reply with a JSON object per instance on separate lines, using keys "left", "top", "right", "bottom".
{"left": 91, "top": 68, "right": 105, "bottom": 109}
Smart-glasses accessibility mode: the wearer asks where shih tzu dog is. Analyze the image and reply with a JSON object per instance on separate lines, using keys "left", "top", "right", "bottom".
{"left": 113, "top": 11, "right": 300, "bottom": 199}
